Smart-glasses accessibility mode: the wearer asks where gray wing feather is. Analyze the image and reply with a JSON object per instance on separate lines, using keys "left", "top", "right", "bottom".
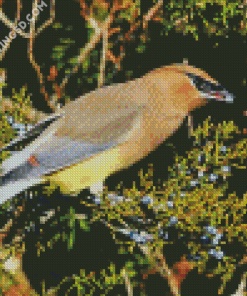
{"left": 1, "top": 138, "right": 117, "bottom": 186}
{"left": 32, "top": 138, "right": 118, "bottom": 175}
{"left": 1, "top": 80, "right": 143, "bottom": 192}
{"left": 0, "top": 113, "right": 63, "bottom": 152}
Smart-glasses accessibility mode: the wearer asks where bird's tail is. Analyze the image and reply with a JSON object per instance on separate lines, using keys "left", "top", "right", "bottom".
{"left": 0, "top": 158, "right": 44, "bottom": 204}
{"left": 0, "top": 177, "right": 43, "bottom": 204}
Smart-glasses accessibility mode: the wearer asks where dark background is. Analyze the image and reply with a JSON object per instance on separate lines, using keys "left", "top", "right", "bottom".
{"left": 0, "top": 1, "right": 246, "bottom": 295}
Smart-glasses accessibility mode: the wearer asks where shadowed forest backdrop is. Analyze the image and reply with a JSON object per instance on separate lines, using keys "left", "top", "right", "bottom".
{"left": 0, "top": 0, "right": 247, "bottom": 295}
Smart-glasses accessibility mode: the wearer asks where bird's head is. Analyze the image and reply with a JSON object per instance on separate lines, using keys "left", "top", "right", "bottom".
{"left": 178, "top": 63, "right": 234, "bottom": 103}
{"left": 147, "top": 63, "right": 234, "bottom": 113}
{"left": 173, "top": 63, "right": 234, "bottom": 103}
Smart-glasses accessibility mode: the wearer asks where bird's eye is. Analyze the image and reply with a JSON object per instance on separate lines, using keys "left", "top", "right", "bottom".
{"left": 185, "top": 72, "right": 225, "bottom": 92}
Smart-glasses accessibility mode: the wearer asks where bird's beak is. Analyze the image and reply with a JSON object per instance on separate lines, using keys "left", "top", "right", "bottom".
{"left": 186, "top": 72, "right": 235, "bottom": 103}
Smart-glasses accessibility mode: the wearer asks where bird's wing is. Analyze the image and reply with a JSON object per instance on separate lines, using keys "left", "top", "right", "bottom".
{"left": 0, "top": 113, "right": 63, "bottom": 152}
{"left": 1, "top": 79, "right": 146, "bottom": 184}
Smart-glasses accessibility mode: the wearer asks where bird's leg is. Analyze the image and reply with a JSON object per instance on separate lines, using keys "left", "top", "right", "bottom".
{"left": 90, "top": 180, "right": 104, "bottom": 196}
{"left": 188, "top": 114, "right": 193, "bottom": 138}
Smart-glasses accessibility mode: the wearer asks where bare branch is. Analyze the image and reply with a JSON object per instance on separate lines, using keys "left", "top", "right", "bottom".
{"left": 143, "top": 0, "right": 163, "bottom": 29}
{"left": 35, "top": 0, "right": 56, "bottom": 36}
{"left": 98, "top": 20, "right": 108, "bottom": 87}
{"left": 27, "top": 0, "right": 57, "bottom": 111}
{"left": 59, "top": 15, "right": 112, "bottom": 94}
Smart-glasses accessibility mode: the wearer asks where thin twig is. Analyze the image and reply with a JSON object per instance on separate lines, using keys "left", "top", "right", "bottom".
{"left": 59, "top": 15, "right": 112, "bottom": 94}
{"left": 35, "top": 0, "right": 56, "bottom": 36}
{"left": 143, "top": 0, "right": 163, "bottom": 29}
{"left": 0, "top": 8, "right": 30, "bottom": 38}
{"left": 123, "top": 268, "right": 133, "bottom": 296}
{"left": 98, "top": 19, "right": 108, "bottom": 87}
{"left": 27, "top": 0, "right": 57, "bottom": 111}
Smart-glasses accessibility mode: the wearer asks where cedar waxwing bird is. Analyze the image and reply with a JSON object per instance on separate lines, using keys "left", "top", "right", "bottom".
{"left": 0, "top": 63, "right": 234, "bottom": 204}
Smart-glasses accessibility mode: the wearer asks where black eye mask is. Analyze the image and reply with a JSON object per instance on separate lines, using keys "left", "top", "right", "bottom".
{"left": 185, "top": 72, "right": 234, "bottom": 103}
